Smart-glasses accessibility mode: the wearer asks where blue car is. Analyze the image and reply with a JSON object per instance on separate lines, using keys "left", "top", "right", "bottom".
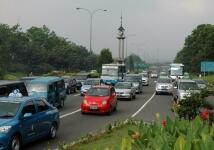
{"left": 0, "top": 96, "right": 60, "bottom": 150}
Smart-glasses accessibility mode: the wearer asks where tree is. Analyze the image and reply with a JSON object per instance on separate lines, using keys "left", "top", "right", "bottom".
{"left": 174, "top": 24, "right": 214, "bottom": 73}
{"left": 98, "top": 48, "right": 113, "bottom": 68}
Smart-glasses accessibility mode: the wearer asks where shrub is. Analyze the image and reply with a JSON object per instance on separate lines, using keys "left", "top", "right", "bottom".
{"left": 128, "top": 117, "right": 214, "bottom": 150}
{"left": 172, "top": 90, "right": 213, "bottom": 121}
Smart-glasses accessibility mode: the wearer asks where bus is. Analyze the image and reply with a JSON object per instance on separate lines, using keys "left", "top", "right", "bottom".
{"left": 169, "top": 63, "right": 184, "bottom": 80}
{"left": 101, "top": 63, "right": 126, "bottom": 85}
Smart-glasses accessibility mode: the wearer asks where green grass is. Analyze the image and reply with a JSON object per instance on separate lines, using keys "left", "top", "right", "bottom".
{"left": 202, "top": 75, "right": 214, "bottom": 85}
{"left": 66, "top": 124, "right": 137, "bottom": 150}
{"left": 3, "top": 72, "right": 27, "bottom": 80}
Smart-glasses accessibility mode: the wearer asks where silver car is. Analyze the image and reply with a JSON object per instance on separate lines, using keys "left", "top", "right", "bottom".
{"left": 80, "top": 78, "right": 100, "bottom": 96}
{"left": 115, "top": 82, "right": 136, "bottom": 100}
{"left": 124, "top": 74, "right": 143, "bottom": 94}
{"left": 193, "top": 79, "right": 206, "bottom": 89}
{"left": 172, "top": 79, "right": 200, "bottom": 101}
{"left": 155, "top": 77, "right": 173, "bottom": 95}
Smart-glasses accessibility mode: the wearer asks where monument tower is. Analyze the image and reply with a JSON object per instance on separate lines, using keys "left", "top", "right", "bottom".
{"left": 117, "top": 15, "right": 126, "bottom": 62}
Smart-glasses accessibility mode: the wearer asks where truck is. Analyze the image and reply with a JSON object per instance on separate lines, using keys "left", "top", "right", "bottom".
{"left": 169, "top": 63, "right": 184, "bottom": 80}
{"left": 101, "top": 63, "right": 126, "bottom": 85}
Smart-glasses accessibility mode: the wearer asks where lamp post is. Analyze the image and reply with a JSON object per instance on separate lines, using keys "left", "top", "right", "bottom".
{"left": 125, "top": 34, "right": 136, "bottom": 57}
{"left": 76, "top": 8, "right": 107, "bottom": 53}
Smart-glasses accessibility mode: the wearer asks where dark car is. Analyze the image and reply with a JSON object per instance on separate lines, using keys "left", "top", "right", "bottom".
{"left": 64, "top": 77, "right": 77, "bottom": 94}
{"left": 0, "top": 80, "right": 28, "bottom": 97}
{"left": 75, "top": 74, "right": 88, "bottom": 90}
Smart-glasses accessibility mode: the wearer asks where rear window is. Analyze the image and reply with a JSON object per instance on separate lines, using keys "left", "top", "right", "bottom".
{"left": 157, "top": 78, "right": 171, "bottom": 83}
{"left": 87, "top": 87, "right": 109, "bottom": 96}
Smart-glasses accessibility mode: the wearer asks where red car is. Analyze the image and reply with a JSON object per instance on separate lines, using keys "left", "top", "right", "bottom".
{"left": 81, "top": 85, "right": 117, "bottom": 115}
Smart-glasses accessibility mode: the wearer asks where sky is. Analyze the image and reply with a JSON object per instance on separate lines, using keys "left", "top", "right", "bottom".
{"left": 0, "top": 0, "right": 214, "bottom": 63}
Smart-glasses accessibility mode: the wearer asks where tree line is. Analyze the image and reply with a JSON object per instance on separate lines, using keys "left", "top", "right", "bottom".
{"left": 174, "top": 24, "right": 214, "bottom": 73}
{"left": 0, "top": 24, "right": 113, "bottom": 74}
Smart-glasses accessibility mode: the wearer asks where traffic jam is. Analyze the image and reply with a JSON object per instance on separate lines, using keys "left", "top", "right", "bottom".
{"left": 0, "top": 63, "right": 205, "bottom": 150}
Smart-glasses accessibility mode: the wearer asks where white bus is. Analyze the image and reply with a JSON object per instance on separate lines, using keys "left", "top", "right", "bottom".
{"left": 101, "top": 63, "right": 126, "bottom": 85}
{"left": 169, "top": 63, "right": 184, "bottom": 80}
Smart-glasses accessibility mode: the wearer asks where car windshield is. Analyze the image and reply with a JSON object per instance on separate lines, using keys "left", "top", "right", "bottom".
{"left": 75, "top": 75, "right": 87, "bottom": 80}
{"left": 0, "top": 101, "right": 20, "bottom": 118}
{"left": 157, "top": 78, "right": 171, "bottom": 83}
{"left": 27, "top": 84, "right": 47, "bottom": 92}
{"left": 179, "top": 82, "right": 199, "bottom": 90}
{"left": 84, "top": 80, "right": 100, "bottom": 85}
{"left": 194, "top": 80, "right": 205, "bottom": 84}
{"left": 115, "top": 83, "right": 132, "bottom": 89}
{"left": 102, "top": 68, "right": 118, "bottom": 76}
{"left": 87, "top": 88, "right": 109, "bottom": 96}
{"left": 125, "top": 76, "right": 141, "bottom": 82}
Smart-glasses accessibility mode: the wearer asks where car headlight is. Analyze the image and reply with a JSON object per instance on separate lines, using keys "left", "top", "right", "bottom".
{"left": 83, "top": 99, "right": 88, "bottom": 105}
{"left": 102, "top": 100, "right": 107, "bottom": 105}
{"left": 0, "top": 126, "right": 11, "bottom": 133}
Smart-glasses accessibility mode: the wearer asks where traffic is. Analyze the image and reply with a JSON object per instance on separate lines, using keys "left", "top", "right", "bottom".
{"left": 0, "top": 63, "right": 207, "bottom": 150}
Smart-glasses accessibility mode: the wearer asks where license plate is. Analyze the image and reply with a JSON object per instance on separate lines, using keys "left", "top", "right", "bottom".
{"left": 90, "top": 106, "right": 98, "bottom": 110}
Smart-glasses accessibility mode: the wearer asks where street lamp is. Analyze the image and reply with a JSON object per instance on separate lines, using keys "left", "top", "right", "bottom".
{"left": 125, "top": 34, "right": 136, "bottom": 57}
{"left": 76, "top": 8, "right": 107, "bottom": 53}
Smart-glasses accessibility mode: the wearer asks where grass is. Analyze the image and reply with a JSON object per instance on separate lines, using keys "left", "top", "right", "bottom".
{"left": 3, "top": 72, "right": 27, "bottom": 80}
{"left": 202, "top": 75, "right": 214, "bottom": 85}
{"left": 65, "top": 124, "right": 137, "bottom": 150}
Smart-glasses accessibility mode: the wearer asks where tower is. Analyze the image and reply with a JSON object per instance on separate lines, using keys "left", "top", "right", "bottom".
{"left": 117, "top": 15, "right": 126, "bottom": 62}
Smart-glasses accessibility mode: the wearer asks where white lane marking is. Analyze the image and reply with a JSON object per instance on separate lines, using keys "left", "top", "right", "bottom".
{"left": 60, "top": 109, "right": 81, "bottom": 119}
{"left": 131, "top": 93, "right": 156, "bottom": 118}
{"left": 74, "top": 94, "right": 80, "bottom": 96}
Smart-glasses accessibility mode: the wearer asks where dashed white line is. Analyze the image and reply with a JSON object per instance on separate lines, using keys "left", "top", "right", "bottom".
{"left": 131, "top": 92, "right": 156, "bottom": 118}
{"left": 60, "top": 109, "right": 81, "bottom": 119}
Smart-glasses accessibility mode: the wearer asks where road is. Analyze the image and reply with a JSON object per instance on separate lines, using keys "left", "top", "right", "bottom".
{"left": 23, "top": 79, "right": 173, "bottom": 150}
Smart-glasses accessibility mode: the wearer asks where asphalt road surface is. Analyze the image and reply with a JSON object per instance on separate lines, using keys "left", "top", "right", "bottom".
{"left": 23, "top": 79, "right": 174, "bottom": 150}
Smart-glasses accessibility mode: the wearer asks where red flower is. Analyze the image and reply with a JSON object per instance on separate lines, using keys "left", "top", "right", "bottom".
{"left": 161, "top": 120, "right": 167, "bottom": 127}
{"left": 200, "top": 109, "right": 210, "bottom": 120}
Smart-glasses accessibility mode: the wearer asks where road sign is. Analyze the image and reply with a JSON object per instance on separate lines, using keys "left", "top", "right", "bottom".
{"left": 201, "top": 61, "right": 214, "bottom": 72}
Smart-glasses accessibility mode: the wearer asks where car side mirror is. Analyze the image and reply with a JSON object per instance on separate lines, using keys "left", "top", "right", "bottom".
{"left": 23, "top": 113, "right": 32, "bottom": 118}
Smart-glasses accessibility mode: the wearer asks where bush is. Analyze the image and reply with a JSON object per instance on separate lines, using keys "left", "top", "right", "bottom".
{"left": 128, "top": 117, "right": 214, "bottom": 150}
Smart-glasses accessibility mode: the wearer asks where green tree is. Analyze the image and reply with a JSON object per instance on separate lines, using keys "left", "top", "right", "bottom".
{"left": 174, "top": 24, "right": 214, "bottom": 73}
{"left": 98, "top": 48, "right": 113, "bottom": 67}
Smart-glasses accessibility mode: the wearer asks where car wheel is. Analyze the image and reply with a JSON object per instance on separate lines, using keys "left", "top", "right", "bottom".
{"left": 107, "top": 106, "right": 112, "bottom": 115}
{"left": 113, "top": 103, "right": 117, "bottom": 112}
{"left": 10, "top": 134, "right": 21, "bottom": 150}
{"left": 60, "top": 100, "right": 64, "bottom": 108}
{"left": 74, "top": 88, "right": 76, "bottom": 93}
{"left": 49, "top": 123, "right": 57, "bottom": 139}
{"left": 155, "top": 91, "right": 159, "bottom": 95}
{"left": 129, "top": 95, "right": 133, "bottom": 101}
{"left": 133, "top": 94, "right": 136, "bottom": 99}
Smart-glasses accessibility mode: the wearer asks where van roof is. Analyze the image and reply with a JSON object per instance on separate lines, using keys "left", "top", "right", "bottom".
{"left": 0, "top": 80, "right": 24, "bottom": 86}
{"left": 29, "top": 76, "right": 62, "bottom": 84}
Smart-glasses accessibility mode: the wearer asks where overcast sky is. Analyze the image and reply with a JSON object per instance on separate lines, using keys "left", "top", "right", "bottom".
{"left": 0, "top": 0, "right": 214, "bottom": 63}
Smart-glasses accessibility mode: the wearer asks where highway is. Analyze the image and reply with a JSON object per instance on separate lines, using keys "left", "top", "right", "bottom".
{"left": 23, "top": 79, "right": 174, "bottom": 150}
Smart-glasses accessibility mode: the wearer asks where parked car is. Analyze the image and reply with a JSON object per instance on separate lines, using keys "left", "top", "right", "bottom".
{"left": 0, "top": 80, "right": 28, "bottom": 97}
{"left": 155, "top": 77, "right": 173, "bottom": 95}
{"left": 75, "top": 74, "right": 88, "bottom": 90}
{"left": 62, "top": 76, "right": 77, "bottom": 94}
{"left": 114, "top": 82, "right": 136, "bottom": 100}
{"left": 124, "top": 74, "right": 143, "bottom": 94}
{"left": 193, "top": 79, "right": 206, "bottom": 89}
{"left": 26, "top": 76, "right": 66, "bottom": 108}
{"left": 81, "top": 85, "right": 117, "bottom": 115}
{"left": 172, "top": 79, "right": 200, "bottom": 102}
{"left": 80, "top": 78, "right": 100, "bottom": 96}
{"left": 0, "top": 96, "right": 59, "bottom": 150}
